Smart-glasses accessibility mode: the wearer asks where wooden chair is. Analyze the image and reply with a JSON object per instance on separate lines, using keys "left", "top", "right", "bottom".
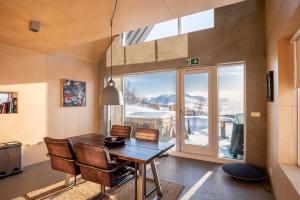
{"left": 44, "top": 137, "right": 80, "bottom": 186}
{"left": 110, "top": 125, "right": 132, "bottom": 138}
{"left": 135, "top": 128, "right": 160, "bottom": 197}
{"left": 74, "top": 142, "right": 131, "bottom": 199}
{"left": 135, "top": 128, "right": 159, "bottom": 142}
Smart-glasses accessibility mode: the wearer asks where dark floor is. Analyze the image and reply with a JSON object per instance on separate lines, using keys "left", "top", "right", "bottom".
{"left": 0, "top": 156, "right": 275, "bottom": 200}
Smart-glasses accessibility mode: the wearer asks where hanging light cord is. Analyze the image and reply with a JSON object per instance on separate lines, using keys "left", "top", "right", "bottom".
{"left": 109, "top": 0, "right": 118, "bottom": 84}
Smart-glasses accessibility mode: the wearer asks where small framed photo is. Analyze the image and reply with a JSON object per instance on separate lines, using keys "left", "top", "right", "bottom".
{"left": 267, "top": 71, "right": 274, "bottom": 102}
{"left": 61, "top": 79, "right": 86, "bottom": 107}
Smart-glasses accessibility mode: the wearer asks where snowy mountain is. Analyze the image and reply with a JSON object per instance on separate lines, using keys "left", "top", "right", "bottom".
{"left": 146, "top": 94, "right": 176, "bottom": 105}
{"left": 144, "top": 93, "right": 207, "bottom": 105}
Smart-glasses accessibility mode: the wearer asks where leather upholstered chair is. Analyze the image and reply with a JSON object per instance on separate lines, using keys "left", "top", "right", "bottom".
{"left": 110, "top": 125, "right": 132, "bottom": 138}
{"left": 44, "top": 137, "right": 80, "bottom": 189}
{"left": 135, "top": 128, "right": 160, "bottom": 197}
{"left": 74, "top": 142, "right": 131, "bottom": 199}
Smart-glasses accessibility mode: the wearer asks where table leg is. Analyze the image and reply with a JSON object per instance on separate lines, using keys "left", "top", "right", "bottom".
{"left": 135, "top": 163, "right": 138, "bottom": 200}
{"left": 150, "top": 160, "right": 162, "bottom": 196}
{"left": 137, "top": 163, "right": 145, "bottom": 200}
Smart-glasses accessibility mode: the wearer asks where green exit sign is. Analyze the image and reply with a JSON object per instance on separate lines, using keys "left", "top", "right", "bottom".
{"left": 186, "top": 57, "right": 199, "bottom": 65}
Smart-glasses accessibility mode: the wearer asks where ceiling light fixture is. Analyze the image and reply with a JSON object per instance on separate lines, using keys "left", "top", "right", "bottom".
{"left": 102, "top": 0, "right": 123, "bottom": 105}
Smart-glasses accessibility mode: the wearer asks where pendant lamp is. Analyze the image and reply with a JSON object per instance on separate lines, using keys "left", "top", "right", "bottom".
{"left": 102, "top": 0, "right": 123, "bottom": 105}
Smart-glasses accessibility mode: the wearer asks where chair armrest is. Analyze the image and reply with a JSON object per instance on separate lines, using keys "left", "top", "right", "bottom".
{"left": 75, "top": 161, "right": 129, "bottom": 173}
{"left": 47, "top": 153, "right": 75, "bottom": 162}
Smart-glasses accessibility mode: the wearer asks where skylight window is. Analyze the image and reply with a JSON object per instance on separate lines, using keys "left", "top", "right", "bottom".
{"left": 120, "top": 9, "right": 215, "bottom": 46}
{"left": 180, "top": 9, "right": 214, "bottom": 34}
{"left": 145, "top": 19, "right": 178, "bottom": 42}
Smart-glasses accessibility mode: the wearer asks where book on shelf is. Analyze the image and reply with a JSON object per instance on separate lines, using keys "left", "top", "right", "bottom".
{"left": 0, "top": 98, "right": 17, "bottom": 114}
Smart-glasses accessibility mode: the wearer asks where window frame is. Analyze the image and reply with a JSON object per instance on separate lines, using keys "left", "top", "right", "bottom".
{"left": 291, "top": 28, "right": 300, "bottom": 166}
{"left": 216, "top": 63, "right": 246, "bottom": 161}
{"left": 106, "top": 62, "right": 246, "bottom": 162}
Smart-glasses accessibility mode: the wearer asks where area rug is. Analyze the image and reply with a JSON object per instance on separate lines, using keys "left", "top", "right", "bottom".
{"left": 15, "top": 178, "right": 183, "bottom": 200}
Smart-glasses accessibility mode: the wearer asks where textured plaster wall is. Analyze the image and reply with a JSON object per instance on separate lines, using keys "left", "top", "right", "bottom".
{"left": 188, "top": 0, "right": 267, "bottom": 168}
{"left": 101, "top": 0, "right": 267, "bottom": 168}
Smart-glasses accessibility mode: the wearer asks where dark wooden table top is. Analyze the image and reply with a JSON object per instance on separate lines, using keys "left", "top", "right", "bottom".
{"left": 70, "top": 133, "right": 174, "bottom": 164}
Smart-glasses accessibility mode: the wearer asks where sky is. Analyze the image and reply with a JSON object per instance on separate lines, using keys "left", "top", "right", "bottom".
{"left": 145, "top": 9, "right": 214, "bottom": 42}
{"left": 125, "top": 71, "right": 176, "bottom": 98}
{"left": 124, "top": 65, "right": 244, "bottom": 98}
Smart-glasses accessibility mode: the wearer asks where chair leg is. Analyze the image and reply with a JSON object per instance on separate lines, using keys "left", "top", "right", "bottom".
{"left": 116, "top": 166, "right": 136, "bottom": 187}
{"left": 91, "top": 185, "right": 106, "bottom": 200}
{"left": 135, "top": 163, "right": 138, "bottom": 200}
{"left": 74, "top": 175, "right": 77, "bottom": 186}
{"left": 101, "top": 185, "right": 105, "bottom": 194}
{"left": 117, "top": 173, "right": 135, "bottom": 187}
{"left": 48, "top": 174, "right": 77, "bottom": 200}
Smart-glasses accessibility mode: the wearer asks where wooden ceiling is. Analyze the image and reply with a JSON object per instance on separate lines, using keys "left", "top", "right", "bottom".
{"left": 0, "top": 0, "right": 244, "bottom": 53}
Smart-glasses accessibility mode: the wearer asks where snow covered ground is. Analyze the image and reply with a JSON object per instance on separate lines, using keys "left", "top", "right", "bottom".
{"left": 125, "top": 105, "right": 160, "bottom": 116}
{"left": 185, "top": 134, "right": 209, "bottom": 146}
{"left": 124, "top": 104, "right": 243, "bottom": 160}
{"left": 125, "top": 105, "right": 175, "bottom": 119}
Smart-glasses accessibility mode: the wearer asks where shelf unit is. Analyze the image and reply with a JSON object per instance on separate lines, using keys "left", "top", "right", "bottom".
{"left": 0, "top": 92, "right": 18, "bottom": 114}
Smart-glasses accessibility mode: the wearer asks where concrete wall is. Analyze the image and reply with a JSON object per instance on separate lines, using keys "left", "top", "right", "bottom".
{"left": 0, "top": 43, "right": 99, "bottom": 166}
{"left": 189, "top": 0, "right": 267, "bottom": 168}
{"left": 265, "top": 0, "right": 300, "bottom": 199}
{"left": 101, "top": 0, "right": 267, "bottom": 168}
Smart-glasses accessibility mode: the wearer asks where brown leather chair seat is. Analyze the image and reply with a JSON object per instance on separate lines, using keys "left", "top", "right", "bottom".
{"left": 74, "top": 142, "right": 132, "bottom": 198}
{"left": 44, "top": 137, "right": 80, "bottom": 179}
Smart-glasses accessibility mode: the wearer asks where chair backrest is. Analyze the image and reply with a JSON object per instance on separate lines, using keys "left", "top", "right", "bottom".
{"left": 73, "top": 142, "right": 114, "bottom": 187}
{"left": 111, "top": 125, "right": 132, "bottom": 138}
{"left": 44, "top": 137, "right": 79, "bottom": 175}
{"left": 135, "top": 128, "right": 159, "bottom": 142}
{"left": 74, "top": 142, "right": 112, "bottom": 169}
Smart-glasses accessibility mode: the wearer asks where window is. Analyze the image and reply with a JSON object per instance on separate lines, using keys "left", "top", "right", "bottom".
{"left": 295, "top": 33, "right": 300, "bottom": 166}
{"left": 105, "top": 64, "right": 245, "bottom": 161}
{"left": 120, "top": 9, "right": 214, "bottom": 46}
{"left": 124, "top": 71, "right": 177, "bottom": 143}
{"left": 217, "top": 64, "right": 245, "bottom": 160}
{"left": 180, "top": 9, "right": 214, "bottom": 34}
{"left": 106, "top": 71, "right": 177, "bottom": 144}
{"left": 145, "top": 19, "right": 178, "bottom": 42}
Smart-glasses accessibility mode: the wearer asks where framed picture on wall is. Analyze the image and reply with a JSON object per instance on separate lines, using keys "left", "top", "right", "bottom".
{"left": 267, "top": 71, "right": 274, "bottom": 102}
{"left": 61, "top": 79, "right": 86, "bottom": 107}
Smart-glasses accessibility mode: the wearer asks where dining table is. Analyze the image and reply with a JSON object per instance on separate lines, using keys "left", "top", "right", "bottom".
{"left": 69, "top": 133, "right": 174, "bottom": 200}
